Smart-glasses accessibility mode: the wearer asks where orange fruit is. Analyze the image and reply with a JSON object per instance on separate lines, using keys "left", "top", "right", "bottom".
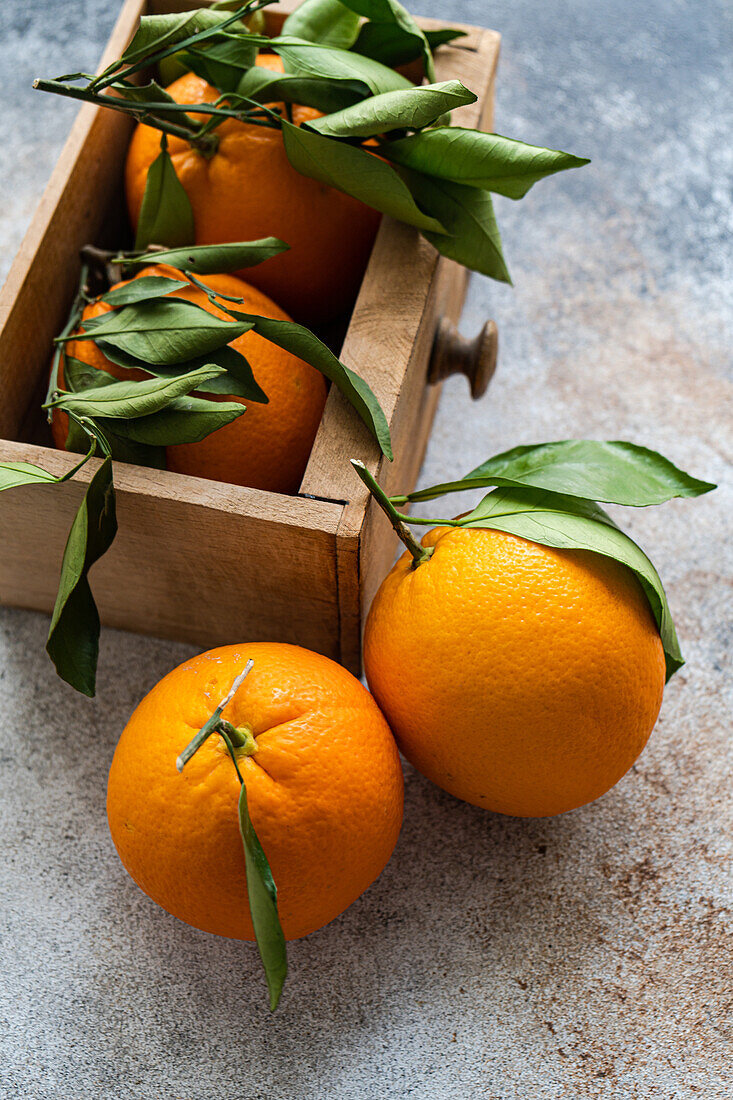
{"left": 106, "top": 643, "right": 404, "bottom": 940}
{"left": 125, "top": 56, "right": 382, "bottom": 322}
{"left": 364, "top": 526, "right": 666, "bottom": 817}
{"left": 53, "top": 264, "right": 327, "bottom": 493}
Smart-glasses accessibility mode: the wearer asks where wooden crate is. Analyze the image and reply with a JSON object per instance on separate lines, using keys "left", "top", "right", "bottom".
{"left": 0, "top": 0, "right": 500, "bottom": 675}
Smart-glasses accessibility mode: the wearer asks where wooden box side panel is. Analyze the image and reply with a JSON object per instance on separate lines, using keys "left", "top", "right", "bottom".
{"left": 0, "top": 441, "right": 344, "bottom": 656}
{"left": 0, "top": 0, "right": 146, "bottom": 440}
{"left": 302, "top": 28, "right": 501, "bottom": 669}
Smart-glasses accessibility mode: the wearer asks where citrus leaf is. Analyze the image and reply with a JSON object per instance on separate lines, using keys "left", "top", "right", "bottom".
{"left": 46, "top": 455, "right": 117, "bottom": 696}
{"left": 180, "top": 36, "right": 259, "bottom": 92}
{"left": 271, "top": 35, "right": 413, "bottom": 95}
{"left": 50, "top": 365, "right": 227, "bottom": 419}
{"left": 120, "top": 9, "right": 234, "bottom": 65}
{"left": 238, "top": 780, "right": 287, "bottom": 1012}
{"left": 75, "top": 299, "right": 251, "bottom": 365}
{"left": 109, "top": 78, "right": 179, "bottom": 108}
{"left": 383, "top": 128, "right": 591, "bottom": 199}
{"left": 342, "top": 0, "right": 435, "bottom": 79}
{"left": 123, "top": 239, "right": 289, "bottom": 275}
{"left": 282, "top": 0, "right": 361, "bottom": 49}
{"left": 0, "top": 461, "right": 58, "bottom": 490}
{"left": 94, "top": 341, "right": 267, "bottom": 402}
{"left": 406, "top": 440, "right": 717, "bottom": 506}
{"left": 280, "top": 119, "right": 446, "bottom": 234}
{"left": 134, "top": 135, "right": 195, "bottom": 251}
{"left": 235, "top": 67, "right": 367, "bottom": 113}
{"left": 424, "top": 28, "right": 467, "bottom": 49}
{"left": 306, "top": 80, "right": 476, "bottom": 138}
{"left": 216, "top": 302, "right": 392, "bottom": 459}
{"left": 63, "top": 356, "right": 118, "bottom": 394}
{"left": 461, "top": 487, "right": 683, "bottom": 680}
{"left": 404, "top": 172, "right": 511, "bottom": 282}
{"left": 94, "top": 427, "right": 166, "bottom": 468}
{"left": 100, "top": 395, "right": 245, "bottom": 446}
{"left": 99, "top": 276, "right": 189, "bottom": 308}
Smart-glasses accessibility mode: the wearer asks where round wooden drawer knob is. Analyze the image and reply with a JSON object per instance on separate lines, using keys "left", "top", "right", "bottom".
{"left": 428, "top": 317, "right": 498, "bottom": 399}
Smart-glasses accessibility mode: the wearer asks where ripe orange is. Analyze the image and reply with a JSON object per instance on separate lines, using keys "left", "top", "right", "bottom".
{"left": 364, "top": 526, "right": 666, "bottom": 817}
{"left": 125, "top": 56, "right": 382, "bottom": 322}
{"left": 107, "top": 643, "right": 404, "bottom": 940}
{"left": 53, "top": 264, "right": 327, "bottom": 493}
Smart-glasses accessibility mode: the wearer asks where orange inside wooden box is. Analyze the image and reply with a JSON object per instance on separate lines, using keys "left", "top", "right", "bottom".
{"left": 0, "top": 0, "right": 500, "bottom": 675}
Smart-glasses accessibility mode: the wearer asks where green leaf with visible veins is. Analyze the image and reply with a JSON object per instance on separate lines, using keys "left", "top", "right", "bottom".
{"left": 305, "top": 80, "right": 476, "bottom": 138}
{"left": 235, "top": 67, "right": 367, "bottom": 113}
{"left": 404, "top": 171, "right": 511, "bottom": 283}
{"left": 119, "top": 9, "right": 233, "bottom": 65}
{"left": 282, "top": 0, "right": 361, "bottom": 48}
{"left": 99, "top": 276, "right": 189, "bottom": 308}
{"left": 100, "top": 395, "right": 245, "bottom": 446}
{"left": 406, "top": 440, "right": 717, "bottom": 505}
{"left": 237, "top": 780, "right": 287, "bottom": 1011}
{"left": 123, "top": 239, "right": 290, "bottom": 275}
{"left": 271, "top": 35, "right": 413, "bottom": 95}
{"left": 94, "top": 341, "right": 267, "bottom": 403}
{"left": 49, "top": 365, "right": 227, "bottom": 420}
{"left": 383, "top": 127, "right": 591, "bottom": 199}
{"left": 342, "top": 0, "right": 435, "bottom": 79}
{"left": 134, "top": 135, "right": 195, "bottom": 251}
{"left": 75, "top": 298, "right": 251, "bottom": 365}
{"left": 0, "top": 461, "right": 58, "bottom": 490}
{"left": 281, "top": 119, "right": 446, "bottom": 234}
{"left": 460, "top": 487, "right": 683, "bottom": 680}
{"left": 46, "top": 455, "right": 118, "bottom": 696}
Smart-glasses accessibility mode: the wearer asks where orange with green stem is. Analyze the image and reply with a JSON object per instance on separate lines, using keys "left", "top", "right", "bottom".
{"left": 106, "top": 642, "right": 405, "bottom": 1009}
{"left": 353, "top": 446, "right": 713, "bottom": 817}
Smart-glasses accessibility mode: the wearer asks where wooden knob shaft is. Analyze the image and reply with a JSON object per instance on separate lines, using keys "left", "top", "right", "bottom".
{"left": 428, "top": 318, "right": 498, "bottom": 399}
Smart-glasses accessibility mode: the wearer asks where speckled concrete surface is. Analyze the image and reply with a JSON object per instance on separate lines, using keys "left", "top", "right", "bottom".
{"left": 1, "top": 2, "right": 731, "bottom": 1098}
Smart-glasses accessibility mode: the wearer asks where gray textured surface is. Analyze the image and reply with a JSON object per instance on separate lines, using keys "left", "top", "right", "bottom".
{"left": 1, "top": 1, "right": 732, "bottom": 1097}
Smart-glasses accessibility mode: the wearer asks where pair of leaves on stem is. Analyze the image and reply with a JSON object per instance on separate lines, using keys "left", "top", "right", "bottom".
{"left": 377, "top": 439, "right": 716, "bottom": 681}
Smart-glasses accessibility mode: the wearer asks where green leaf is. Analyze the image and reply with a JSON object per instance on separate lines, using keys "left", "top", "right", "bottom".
{"left": 234, "top": 67, "right": 367, "bottom": 113}
{"left": 134, "top": 135, "right": 195, "bottom": 251}
{"left": 50, "top": 365, "right": 227, "bottom": 420}
{"left": 216, "top": 301, "right": 392, "bottom": 458}
{"left": 280, "top": 119, "right": 446, "bottom": 234}
{"left": 123, "top": 239, "right": 290, "bottom": 275}
{"left": 46, "top": 455, "right": 118, "bottom": 696}
{"left": 0, "top": 461, "right": 58, "bottom": 490}
{"left": 120, "top": 9, "right": 233, "bottom": 65}
{"left": 63, "top": 356, "right": 117, "bottom": 394}
{"left": 95, "top": 426, "right": 166, "bottom": 468}
{"left": 95, "top": 341, "right": 267, "bottom": 402}
{"left": 404, "top": 172, "right": 511, "bottom": 282}
{"left": 407, "top": 440, "right": 717, "bottom": 505}
{"left": 180, "top": 35, "right": 259, "bottom": 92}
{"left": 282, "top": 0, "right": 361, "bottom": 49}
{"left": 306, "top": 80, "right": 476, "bottom": 138}
{"left": 424, "top": 28, "right": 467, "bottom": 49}
{"left": 383, "top": 128, "right": 591, "bottom": 199}
{"left": 271, "top": 35, "right": 413, "bottom": 95}
{"left": 99, "top": 276, "right": 189, "bottom": 308}
{"left": 101, "top": 395, "right": 245, "bottom": 446}
{"left": 75, "top": 298, "right": 251, "bottom": 365}
{"left": 237, "top": 781, "right": 287, "bottom": 1011}
{"left": 109, "top": 78, "right": 179, "bottom": 108}
{"left": 342, "top": 0, "right": 435, "bottom": 79}
{"left": 461, "top": 487, "right": 683, "bottom": 680}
